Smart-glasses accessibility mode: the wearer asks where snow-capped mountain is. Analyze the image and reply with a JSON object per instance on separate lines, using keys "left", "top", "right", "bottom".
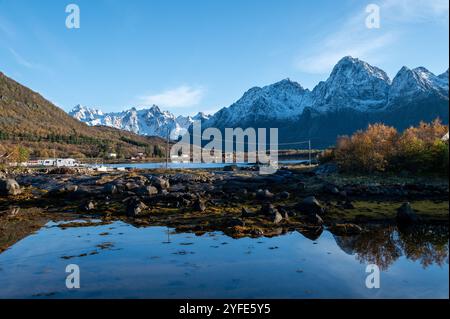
{"left": 71, "top": 104, "right": 104, "bottom": 123}
{"left": 387, "top": 66, "right": 449, "bottom": 106}
{"left": 205, "top": 56, "right": 448, "bottom": 130}
{"left": 70, "top": 56, "right": 448, "bottom": 147}
{"left": 203, "top": 56, "right": 448, "bottom": 147}
{"left": 210, "top": 79, "right": 312, "bottom": 127}
{"left": 69, "top": 105, "right": 211, "bottom": 139}
{"left": 311, "top": 56, "right": 391, "bottom": 112}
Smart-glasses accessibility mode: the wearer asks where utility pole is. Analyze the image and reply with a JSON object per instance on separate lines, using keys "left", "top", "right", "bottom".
{"left": 308, "top": 139, "right": 312, "bottom": 166}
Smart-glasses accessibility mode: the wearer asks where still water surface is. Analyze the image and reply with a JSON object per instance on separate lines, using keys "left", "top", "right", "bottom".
{"left": 0, "top": 221, "right": 447, "bottom": 298}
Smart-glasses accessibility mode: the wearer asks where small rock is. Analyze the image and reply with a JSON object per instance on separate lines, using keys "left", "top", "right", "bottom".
{"left": 64, "top": 185, "right": 78, "bottom": 193}
{"left": 126, "top": 199, "right": 148, "bottom": 217}
{"left": 81, "top": 200, "right": 95, "bottom": 212}
{"left": 250, "top": 228, "right": 264, "bottom": 237}
{"left": 223, "top": 165, "right": 238, "bottom": 172}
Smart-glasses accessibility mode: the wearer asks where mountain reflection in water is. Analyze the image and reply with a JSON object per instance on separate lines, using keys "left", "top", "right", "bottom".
{"left": 0, "top": 221, "right": 448, "bottom": 298}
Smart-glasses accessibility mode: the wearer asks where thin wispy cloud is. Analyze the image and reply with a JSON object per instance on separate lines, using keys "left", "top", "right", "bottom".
{"left": 294, "top": 0, "right": 449, "bottom": 75}
{"left": 8, "top": 48, "right": 49, "bottom": 72}
{"left": 139, "top": 85, "right": 205, "bottom": 108}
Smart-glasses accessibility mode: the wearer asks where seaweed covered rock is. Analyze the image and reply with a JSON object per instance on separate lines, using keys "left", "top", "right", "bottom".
{"left": 126, "top": 199, "right": 149, "bottom": 217}
{"left": 0, "top": 179, "right": 22, "bottom": 196}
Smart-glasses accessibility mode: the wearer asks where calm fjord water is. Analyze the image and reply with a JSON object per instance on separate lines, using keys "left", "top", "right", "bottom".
{"left": 0, "top": 221, "right": 448, "bottom": 298}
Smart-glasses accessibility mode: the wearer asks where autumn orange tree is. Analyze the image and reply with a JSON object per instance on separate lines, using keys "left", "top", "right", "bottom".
{"left": 393, "top": 119, "right": 448, "bottom": 173}
{"left": 335, "top": 123, "right": 398, "bottom": 173}
{"left": 333, "top": 119, "right": 449, "bottom": 174}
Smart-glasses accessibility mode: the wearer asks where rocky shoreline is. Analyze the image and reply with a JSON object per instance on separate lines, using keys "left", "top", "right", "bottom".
{"left": 1, "top": 164, "right": 449, "bottom": 251}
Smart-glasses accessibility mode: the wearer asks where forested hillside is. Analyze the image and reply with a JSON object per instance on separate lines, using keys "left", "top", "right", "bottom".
{"left": 0, "top": 72, "right": 166, "bottom": 160}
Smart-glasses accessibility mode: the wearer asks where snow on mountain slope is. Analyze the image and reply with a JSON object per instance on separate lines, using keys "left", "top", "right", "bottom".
{"left": 206, "top": 56, "right": 448, "bottom": 128}
{"left": 69, "top": 105, "right": 209, "bottom": 139}
{"left": 208, "top": 78, "right": 312, "bottom": 127}
{"left": 70, "top": 56, "right": 448, "bottom": 138}
{"left": 388, "top": 66, "right": 449, "bottom": 106}
{"left": 311, "top": 56, "right": 391, "bottom": 112}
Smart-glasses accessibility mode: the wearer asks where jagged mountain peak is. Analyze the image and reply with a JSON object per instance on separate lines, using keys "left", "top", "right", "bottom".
{"left": 331, "top": 56, "right": 391, "bottom": 82}
{"left": 311, "top": 56, "right": 391, "bottom": 111}
{"left": 389, "top": 65, "right": 449, "bottom": 104}
{"left": 70, "top": 104, "right": 103, "bottom": 121}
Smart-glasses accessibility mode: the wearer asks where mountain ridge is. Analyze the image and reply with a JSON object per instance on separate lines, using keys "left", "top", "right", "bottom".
{"left": 202, "top": 56, "right": 448, "bottom": 148}
{"left": 70, "top": 104, "right": 211, "bottom": 139}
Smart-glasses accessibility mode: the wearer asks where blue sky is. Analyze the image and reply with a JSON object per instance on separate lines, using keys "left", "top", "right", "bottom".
{"left": 0, "top": 0, "right": 448, "bottom": 116}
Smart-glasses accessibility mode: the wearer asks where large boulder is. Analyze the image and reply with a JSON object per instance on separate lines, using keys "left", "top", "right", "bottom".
{"left": 296, "top": 196, "right": 324, "bottom": 215}
{"left": 396, "top": 202, "right": 418, "bottom": 224}
{"left": 0, "top": 179, "right": 22, "bottom": 196}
